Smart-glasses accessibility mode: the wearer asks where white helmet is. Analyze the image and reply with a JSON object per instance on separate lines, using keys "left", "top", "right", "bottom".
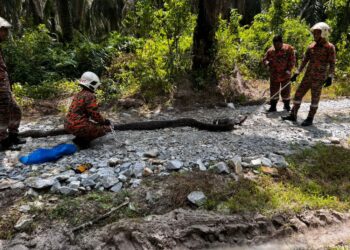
{"left": 310, "top": 22, "right": 331, "bottom": 38}
{"left": 0, "top": 17, "right": 11, "bottom": 29}
{"left": 79, "top": 71, "right": 101, "bottom": 91}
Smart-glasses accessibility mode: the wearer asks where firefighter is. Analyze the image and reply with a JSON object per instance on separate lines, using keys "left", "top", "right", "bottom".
{"left": 263, "top": 35, "right": 296, "bottom": 112}
{"left": 64, "top": 71, "right": 111, "bottom": 149}
{"left": 282, "top": 22, "right": 336, "bottom": 126}
{"left": 0, "top": 17, "right": 26, "bottom": 151}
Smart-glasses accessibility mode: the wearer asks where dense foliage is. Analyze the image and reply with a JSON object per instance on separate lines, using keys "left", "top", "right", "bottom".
{"left": 1, "top": 0, "right": 349, "bottom": 103}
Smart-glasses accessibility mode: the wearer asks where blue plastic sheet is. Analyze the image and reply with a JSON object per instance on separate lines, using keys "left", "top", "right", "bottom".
{"left": 19, "top": 144, "right": 77, "bottom": 165}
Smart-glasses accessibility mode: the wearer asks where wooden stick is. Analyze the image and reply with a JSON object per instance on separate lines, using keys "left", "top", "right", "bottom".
{"left": 71, "top": 198, "right": 130, "bottom": 233}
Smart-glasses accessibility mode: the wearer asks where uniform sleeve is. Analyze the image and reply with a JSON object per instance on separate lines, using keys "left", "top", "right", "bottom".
{"left": 85, "top": 93, "right": 106, "bottom": 124}
{"left": 262, "top": 49, "right": 271, "bottom": 65}
{"left": 328, "top": 45, "right": 336, "bottom": 76}
{"left": 298, "top": 46, "right": 311, "bottom": 73}
{"left": 287, "top": 47, "right": 296, "bottom": 72}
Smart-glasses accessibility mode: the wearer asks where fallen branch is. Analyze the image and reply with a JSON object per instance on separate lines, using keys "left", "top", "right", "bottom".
{"left": 71, "top": 197, "right": 130, "bottom": 233}
{"left": 19, "top": 117, "right": 247, "bottom": 138}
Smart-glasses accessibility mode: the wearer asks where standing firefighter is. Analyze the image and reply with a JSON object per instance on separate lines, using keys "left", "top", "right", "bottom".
{"left": 65, "top": 71, "right": 111, "bottom": 149}
{"left": 0, "top": 17, "right": 26, "bottom": 151}
{"left": 282, "top": 22, "right": 336, "bottom": 126}
{"left": 263, "top": 35, "right": 296, "bottom": 112}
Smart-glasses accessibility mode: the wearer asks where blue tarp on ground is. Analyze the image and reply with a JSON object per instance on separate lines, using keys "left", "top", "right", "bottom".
{"left": 19, "top": 144, "right": 78, "bottom": 165}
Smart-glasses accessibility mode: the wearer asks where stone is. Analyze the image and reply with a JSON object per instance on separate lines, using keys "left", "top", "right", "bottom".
{"left": 55, "top": 170, "right": 75, "bottom": 181}
{"left": 130, "top": 178, "right": 142, "bottom": 188}
{"left": 268, "top": 153, "right": 289, "bottom": 168}
{"left": 143, "top": 167, "right": 153, "bottom": 177}
{"left": 100, "top": 176, "right": 119, "bottom": 189}
{"left": 329, "top": 137, "right": 341, "bottom": 144}
{"left": 187, "top": 191, "right": 207, "bottom": 206}
{"left": 250, "top": 159, "right": 262, "bottom": 167}
{"left": 14, "top": 216, "right": 33, "bottom": 231}
{"left": 118, "top": 174, "right": 128, "bottom": 182}
{"left": 50, "top": 181, "right": 62, "bottom": 193}
{"left": 230, "top": 156, "right": 243, "bottom": 176}
{"left": 0, "top": 179, "right": 18, "bottom": 190}
{"left": 81, "top": 178, "right": 96, "bottom": 187}
{"left": 108, "top": 157, "right": 122, "bottom": 167}
{"left": 59, "top": 186, "right": 78, "bottom": 195}
{"left": 211, "top": 162, "right": 230, "bottom": 174}
{"left": 25, "top": 177, "right": 56, "bottom": 189}
{"left": 261, "top": 157, "right": 272, "bottom": 167}
{"left": 261, "top": 166, "right": 279, "bottom": 176}
{"left": 196, "top": 159, "right": 207, "bottom": 171}
{"left": 68, "top": 181, "right": 81, "bottom": 189}
{"left": 25, "top": 188, "right": 38, "bottom": 197}
{"left": 132, "top": 162, "right": 146, "bottom": 178}
{"left": 166, "top": 160, "right": 183, "bottom": 170}
{"left": 143, "top": 149, "right": 160, "bottom": 158}
{"left": 19, "top": 205, "right": 31, "bottom": 213}
{"left": 97, "top": 167, "right": 115, "bottom": 177}
{"left": 110, "top": 182, "right": 123, "bottom": 193}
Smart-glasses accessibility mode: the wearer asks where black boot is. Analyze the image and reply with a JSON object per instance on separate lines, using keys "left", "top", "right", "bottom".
{"left": 9, "top": 133, "right": 26, "bottom": 145}
{"left": 0, "top": 137, "right": 21, "bottom": 151}
{"left": 267, "top": 100, "right": 278, "bottom": 112}
{"left": 283, "top": 100, "right": 291, "bottom": 112}
{"left": 301, "top": 117, "right": 313, "bottom": 126}
{"left": 72, "top": 137, "right": 91, "bottom": 150}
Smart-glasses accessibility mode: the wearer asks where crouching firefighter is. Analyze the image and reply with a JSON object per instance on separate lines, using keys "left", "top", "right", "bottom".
{"left": 0, "top": 17, "right": 26, "bottom": 151}
{"left": 282, "top": 22, "right": 336, "bottom": 126}
{"left": 65, "top": 71, "right": 111, "bottom": 149}
{"left": 262, "top": 35, "right": 296, "bottom": 112}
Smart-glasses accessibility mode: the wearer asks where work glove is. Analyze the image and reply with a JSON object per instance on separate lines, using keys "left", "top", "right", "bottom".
{"left": 103, "top": 119, "right": 112, "bottom": 126}
{"left": 323, "top": 77, "right": 333, "bottom": 88}
{"left": 290, "top": 73, "right": 299, "bottom": 82}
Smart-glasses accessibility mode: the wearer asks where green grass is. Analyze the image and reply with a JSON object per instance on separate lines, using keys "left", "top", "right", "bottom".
{"left": 201, "top": 144, "right": 350, "bottom": 215}
{"left": 287, "top": 144, "right": 350, "bottom": 202}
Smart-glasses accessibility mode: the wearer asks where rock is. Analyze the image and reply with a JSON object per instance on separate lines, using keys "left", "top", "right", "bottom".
{"left": 68, "top": 181, "right": 81, "bottom": 189}
{"left": 81, "top": 178, "right": 96, "bottom": 187}
{"left": 230, "top": 156, "right": 243, "bottom": 176}
{"left": 227, "top": 103, "right": 235, "bottom": 109}
{"left": 25, "top": 177, "right": 56, "bottom": 189}
{"left": 166, "top": 160, "right": 183, "bottom": 170}
{"left": 110, "top": 182, "right": 123, "bottom": 193}
{"left": 132, "top": 162, "right": 146, "bottom": 178}
{"left": 143, "top": 149, "right": 160, "bottom": 158}
{"left": 97, "top": 167, "right": 115, "bottom": 177}
{"left": 143, "top": 167, "right": 153, "bottom": 177}
{"left": 196, "top": 159, "right": 207, "bottom": 171}
{"left": 261, "top": 157, "right": 272, "bottom": 167}
{"left": 55, "top": 170, "right": 75, "bottom": 181}
{"left": 130, "top": 178, "right": 142, "bottom": 188}
{"left": 250, "top": 159, "right": 262, "bottom": 167}
{"left": 261, "top": 166, "right": 279, "bottom": 176}
{"left": 108, "top": 157, "right": 122, "bottom": 167}
{"left": 14, "top": 216, "right": 33, "bottom": 231}
{"left": 19, "top": 205, "right": 31, "bottom": 213}
{"left": 211, "top": 162, "right": 230, "bottom": 174}
{"left": 329, "top": 137, "right": 341, "bottom": 144}
{"left": 118, "top": 174, "right": 128, "bottom": 182}
{"left": 187, "top": 191, "right": 207, "bottom": 206}
{"left": 0, "top": 179, "right": 19, "bottom": 190}
{"left": 268, "top": 153, "right": 289, "bottom": 168}
{"left": 59, "top": 186, "right": 78, "bottom": 195}
{"left": 50, "top": 181, "right": 61, "bottom": 193}
{"left": 100, "top": 176, "right": 119, "bottom": 189}
{"left": 11, "top": 182, "right": 25, "bottom": 189}
{"left": 25, "top": 188, "right": 38, "bottom": 197}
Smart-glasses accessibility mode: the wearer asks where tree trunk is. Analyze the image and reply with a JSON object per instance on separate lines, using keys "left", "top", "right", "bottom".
{"left": 192, "top": 0, "right": 222, "bottom": 76}
{"left": 56, "top": 0, "right": 73, "bottom": 42}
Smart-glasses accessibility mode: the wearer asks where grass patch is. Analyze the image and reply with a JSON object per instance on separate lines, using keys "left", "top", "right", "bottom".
{"left": 287, "top": 144, "right": 350, "bottom": 202}
{"left": 32, "top": 191, "right": 136, "bottom": 227}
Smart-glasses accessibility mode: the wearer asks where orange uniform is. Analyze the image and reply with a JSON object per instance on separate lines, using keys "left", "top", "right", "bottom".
{"left": 65, "top": 89, "right": 109, "bottom": 142}
{"left": 263, "top": 44, "right": 296, "bottom": 101}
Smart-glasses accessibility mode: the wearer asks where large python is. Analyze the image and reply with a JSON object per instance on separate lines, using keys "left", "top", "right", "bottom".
{"left": 19, "top": 116, "right": 247, "bottom": 138}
